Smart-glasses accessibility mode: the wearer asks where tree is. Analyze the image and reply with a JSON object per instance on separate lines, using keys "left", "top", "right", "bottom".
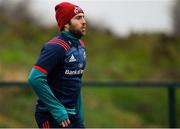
{"left": 0, "top": 0, "right": 32, "bottom": 22}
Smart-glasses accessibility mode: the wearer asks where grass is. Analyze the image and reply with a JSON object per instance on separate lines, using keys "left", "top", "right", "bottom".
{"left": 0, "top": 17, "right": 180, "bottom": 127}
{"left": 0, "top": 88, "right": 37, "bottom": 127}
{"left": 0, "top": 86, "right": 179, "bottom": 128}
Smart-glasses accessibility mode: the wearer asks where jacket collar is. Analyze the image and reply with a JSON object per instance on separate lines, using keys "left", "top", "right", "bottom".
{"left": 61, "top": 31, "right": 80, "bottom": 42}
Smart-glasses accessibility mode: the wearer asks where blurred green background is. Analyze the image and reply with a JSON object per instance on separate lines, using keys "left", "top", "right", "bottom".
{"left": 0, "top": 0, "right": 180, "bottom": 128}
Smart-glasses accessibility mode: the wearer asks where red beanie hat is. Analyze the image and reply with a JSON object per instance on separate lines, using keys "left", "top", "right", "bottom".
{"left": 55, "top": 2, "right": 84, "bottom": 30}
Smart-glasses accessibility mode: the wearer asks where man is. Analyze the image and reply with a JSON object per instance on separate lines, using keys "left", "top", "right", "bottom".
{"left": 28, "top": 2, "right": 86, "bottom": 128}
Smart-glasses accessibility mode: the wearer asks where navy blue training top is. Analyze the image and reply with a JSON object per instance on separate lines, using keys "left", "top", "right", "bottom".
{"left": 34, "top": 32, "right": 86, "bottom": 110}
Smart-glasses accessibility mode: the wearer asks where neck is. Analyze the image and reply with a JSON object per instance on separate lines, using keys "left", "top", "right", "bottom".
{"left": 61, "top": 31, "right": 82, "bottom": 41}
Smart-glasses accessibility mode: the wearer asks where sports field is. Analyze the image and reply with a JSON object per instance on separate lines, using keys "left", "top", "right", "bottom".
{"left": 0, "top": 86, "right": 179, "bottom": 128}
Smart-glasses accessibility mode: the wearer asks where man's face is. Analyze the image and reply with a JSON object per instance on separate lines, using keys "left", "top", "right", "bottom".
{"left": 68, "top": 13, "right": 86, "bottom": 36}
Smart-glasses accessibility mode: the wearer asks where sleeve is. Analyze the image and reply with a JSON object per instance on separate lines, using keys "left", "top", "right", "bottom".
{"left": 28, "top": 68, "right": 68, "bottom": 123}
{"left": 28, "top": 44, "right": 68, "bottom": 123}
{"left": 34, "top": 44, "right": 64, "bottom": 74}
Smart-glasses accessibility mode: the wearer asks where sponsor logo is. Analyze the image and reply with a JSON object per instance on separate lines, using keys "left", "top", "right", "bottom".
{"left": 69, "top": 54, "right": 76, "bottom": 62}
{"left": 65, "top": 69, "right": 84, "bottom": 75}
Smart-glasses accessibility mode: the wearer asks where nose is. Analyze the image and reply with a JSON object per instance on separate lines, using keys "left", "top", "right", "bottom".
{"left": 82, "top": 17, "right": 86, "bottom": 24}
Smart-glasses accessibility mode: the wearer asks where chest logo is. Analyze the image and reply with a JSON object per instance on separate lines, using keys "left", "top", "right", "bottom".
{"left": 84, "top": 52, "right": 86, "bottom": 59}
{"left": 69, "top": 54, "right": 76, "bottom": 62}
{"left": 78, "top": 63, "right": 83, "bottom": 68}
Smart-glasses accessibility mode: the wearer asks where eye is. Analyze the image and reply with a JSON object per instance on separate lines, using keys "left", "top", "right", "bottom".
{"left": 76, "top": 16, "right": 81, "bottom": 20}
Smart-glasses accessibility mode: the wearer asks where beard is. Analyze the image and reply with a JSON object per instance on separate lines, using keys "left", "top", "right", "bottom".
{"left": 69, "top": 29, "right": 83, "bottom": 38}
{"left": 68, "top": 23, "right": 86, "bottom": 39}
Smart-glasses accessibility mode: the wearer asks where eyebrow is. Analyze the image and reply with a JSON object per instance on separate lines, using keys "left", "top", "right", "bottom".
{"left": 75, "top": 14, "right": 85, "bottom": 18}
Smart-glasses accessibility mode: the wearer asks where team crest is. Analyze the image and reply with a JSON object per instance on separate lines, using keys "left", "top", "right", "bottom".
{"left": 84, "top": 52, "right": 86, "bottom": 59}
{"left": 74, "top": 6, "right": 83, "bottom": 14}
{"left": 78, "top": 63, "right": 83, "bottom": 68}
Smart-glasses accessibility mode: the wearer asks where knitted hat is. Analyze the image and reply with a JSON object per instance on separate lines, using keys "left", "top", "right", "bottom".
{"left": 55, "top": 2, "right": 84, "bottom": 30}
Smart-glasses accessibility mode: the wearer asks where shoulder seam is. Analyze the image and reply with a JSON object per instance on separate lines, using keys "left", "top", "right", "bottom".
{"left": 48, "top": 39, "right": 70, "bottom": 51}
{"left": 33, "top": 65, "right": 48, "bottom": 75}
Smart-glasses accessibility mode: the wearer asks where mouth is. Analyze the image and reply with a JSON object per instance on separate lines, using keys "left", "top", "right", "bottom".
{"left": 81, "top": 26, "right": 86, "bottom": 31}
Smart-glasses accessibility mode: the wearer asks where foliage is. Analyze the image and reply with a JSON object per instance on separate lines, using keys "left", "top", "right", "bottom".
{"left": 0, "top": 7, "right": 180, "bottom": 127}
{"left": 1, "top": 18, "right": 180, "bottom": 81}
